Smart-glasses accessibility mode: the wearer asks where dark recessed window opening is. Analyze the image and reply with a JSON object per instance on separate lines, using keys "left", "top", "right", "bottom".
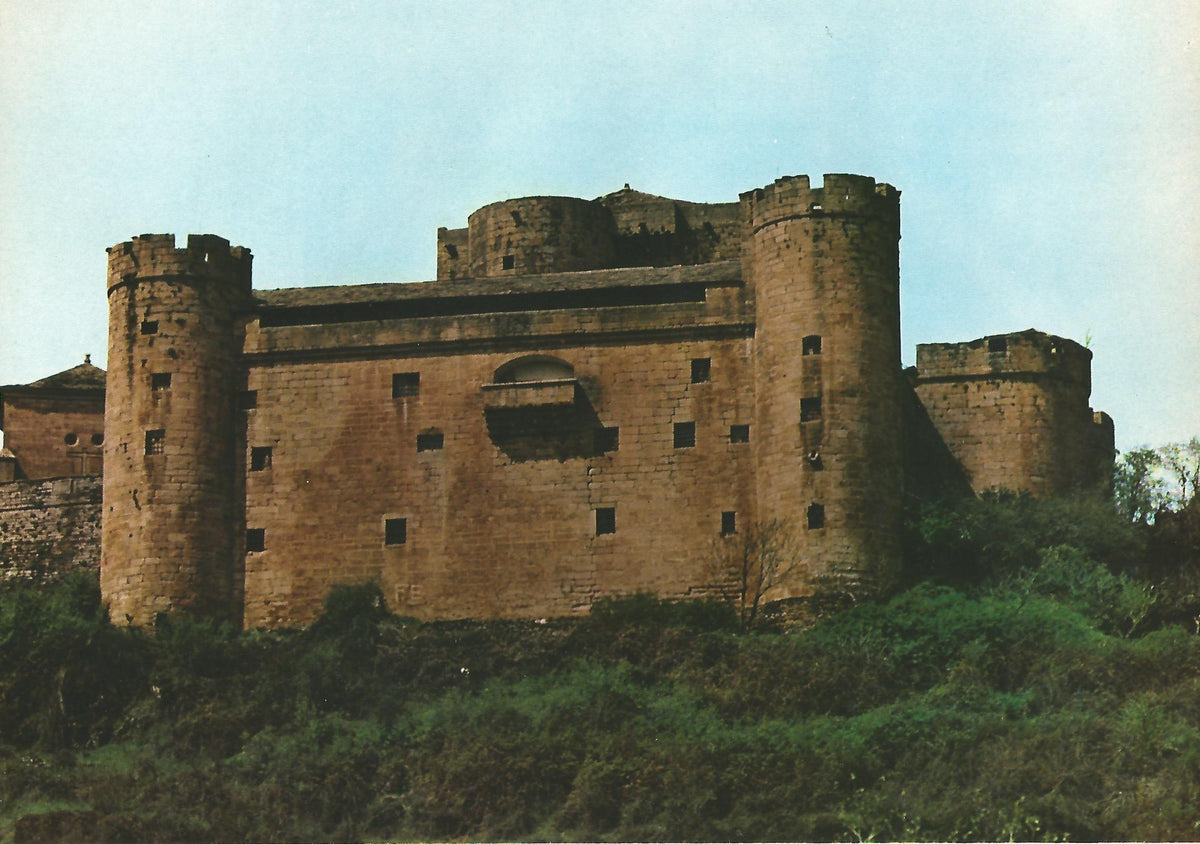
{"left": 800, "top": 397, "right": 822, "bottom": 423}
{"left": 988, "top": 337, "right": 1008, "bottom": 354}
{"left": 444, "top": 243, "right": 458, "bottom": 259}
{"left": 91, "top": 433, "right": 104, "bottom": 446}
{"left": 385, "top": 518, "right": 407, "bottom": 546}
{"left": 145, "top": 429, "right": 165, "bottom": 455}
{"left": 501, "top": 254, "right": 515, "bottom": 270}
{"left": 673, "top": 422, "right": 696, "bottom": 449}
{"left": 151, "top": 372, "right": 172, "bottom": 390}
{"left": 690, "top": 357, "right": 711, "bottom": 383}
{"left": 246, "top": 528, "right": 265, "bottom": 552}
{"left": 417, "top": 432, "right": 444, "bottom": 452}
{"left": 802, "top": 335, "right": 822, "bottom": 355}
{"left": 510, "top": 210, "right": 523, "bottom": 226}
{"left": 730, "top": 424, "right": 750, "bottom": 443}
{"left": 595, "top": 507, "right": 616, "bottom": 536}
{"left": 241, "top": 390, "right": 258, "bottom": 411}
{"left": 595, "top": 426, "right": 620, "bottom": 453}
{"left": 140, "top": 320, "right": 159, "bottom": 335}
{"left": 721, "top": 511, "right": 737, "bottom": 536}
{"left": 807, "top": 451, "right": 824, "bottom": 470}
{"left": 250, "top": 446, "right": 273, "bottom": 471}
{"left": 392, "top": 372, "right": 420, "bottom": 398}
{"left": 807, "top": 503, "right": 825, "bottom": 530}
{"left": 64, "top": 433, "right": 78, "bottom": 446}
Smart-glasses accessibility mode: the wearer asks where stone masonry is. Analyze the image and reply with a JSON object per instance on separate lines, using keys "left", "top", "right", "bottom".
{"left": 0, "top": 174, "right": 1115, "bottom": 628}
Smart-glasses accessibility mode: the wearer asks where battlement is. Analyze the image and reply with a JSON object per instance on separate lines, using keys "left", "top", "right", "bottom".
{"left": 106, "top": 234, "right": 253, "bottom": 293}
{"left": 916, "top": 330, "right": 1092, "bottom": 388}
{"left": 741, "top": 174, "right": 899, "bottom": 232}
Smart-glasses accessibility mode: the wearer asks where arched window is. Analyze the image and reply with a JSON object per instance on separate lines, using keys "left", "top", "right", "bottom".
{"left": 493, "top": 355, "right": 575, "bottom": 384}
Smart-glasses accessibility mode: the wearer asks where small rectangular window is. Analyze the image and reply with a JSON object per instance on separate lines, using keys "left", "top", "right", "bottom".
{"left": 673, "top": 422, "right": 696, "bottom": 449}
{"left": 385, "top": 518, "right": 408, "bottom": 546}
{"left": 800, "top": 397, "right": 822, "bottom": 423}
{"left": 151, "top": 372, "right": 172, "bottom": 390}
{"left": 729, "top": 424, "right": 750, "bottom": 443}
{"left": 594, "top": 426, "right": 619, "bottom": 453}
{"left": 250, "top": 446, "right": 273, "bottom": 471}
{"left": 144, "top": 429, "right": 165, "bottom": 455}
{"left": 721, "top": 511, "right": 737, "bottom": 536}
{"left": 595, "top": 507, "right": 616, "bottom": 536}
{"left": 690, "top": 358, "right": 711, "bottom": 383}
{"left": 241, "top": 390, "right": 258, "bottom": 411}
{"left": 444, "top": 243, "right": 458, "bottom": 259}
{"left": 417, "top": 432, "right": 444, "bottom": 452}
{"left": 807, "top": 503, "right": 825, "bottom": 530}
{"left": 988, "top": 337, "right": 1008, "bottom": 354}
{"left": 392, "top": 372, "right": 420, "bottom": 398}
{"left": 502, "top": 254, "right": 515, "bottom": 270}
{"left": 140, "top": 320, "right": 159, "bottom": 335}
{"left": 246, "top": 528, "right": 265, "bottom": 552}
{"left": 802, "top": 335, "right": 822, "bottom": 355}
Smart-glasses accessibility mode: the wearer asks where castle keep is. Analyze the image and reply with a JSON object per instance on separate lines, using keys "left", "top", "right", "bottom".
{"left": 2, "top": 174, "right": 1114, "bottom": 627}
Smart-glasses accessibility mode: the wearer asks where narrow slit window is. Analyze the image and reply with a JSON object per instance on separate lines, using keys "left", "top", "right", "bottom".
{"left": 800, "top": 397, "right": 822, "bottom": 423}
{"left": 140, "top": 320, "right": 159, "bottom": 335}
{"left": 385, "top": 518, "right": 408, "bottom": 546}
{"left": 250, "top": 446, "right": 273, "bottom": 471}
{"left": 417, "top": 432, "right": 444, "bottom": 452}
{"left": 690, "top": 357, "right": 711, "bottom": 383}
{"left": 151, "top": 372, "right": 172, "bottom": 390}
{"left": 246, "top": 528, "right": 265, "bottom": 552}
{"left": 807, "top": 503, "right": 825, "bottom": 530}
{"left": 721, "top": 511, "right": 737, "bottom": 536}
{"left": 392, "top": 372, "right": 420, "bottom": 398}
{"left": 145, "top": 429, "right": 165, "bottom": 455}
{"left": 802, "top": 335, "right": 822, "bottom": 355}
{"left": 729, "top": 424, "right": 750, "bottom": 443}
{"left": 595, "top": 507, "right": 616, "bottom": 536}
{"left": 594, "top": 426, "right": 619, "bottom": 453}
{"left": 673, "top": 422, "right": 696, "bottom": 449}
{"left": 501, "top": 254, "right": 515, "bottom": 270}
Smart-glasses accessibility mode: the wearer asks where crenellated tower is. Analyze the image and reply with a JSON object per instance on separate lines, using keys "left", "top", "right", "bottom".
{"left": 743, "top": 174, "right": 904, "bottom": 598}
{"left": 102, "top": 234, "right": 251, "bottom": 626}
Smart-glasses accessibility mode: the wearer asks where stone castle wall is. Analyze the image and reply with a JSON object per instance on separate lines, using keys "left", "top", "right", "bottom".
{"left": 102, "top": 235, "right": 251, "bottom": 627}
{"left": 1, "top": 394, "right": 105, "bottom": 479}
{"left": 0, "top": 476, "right": 101, "bottom": 579}
{"left": 85, "top": 175, "right": 1114, "bottom": 629}
{"left": 913, "top": 331, "right": 1113, "bottom": 495}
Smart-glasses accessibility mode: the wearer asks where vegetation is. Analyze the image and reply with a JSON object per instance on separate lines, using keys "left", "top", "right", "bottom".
{"left": 2, "top": 480, "right": 1200, "bottom": 840}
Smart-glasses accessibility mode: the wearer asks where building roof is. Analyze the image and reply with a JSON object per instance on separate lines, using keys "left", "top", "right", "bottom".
{"left": 20, "top": 358, "right": 108, "bottom": 390}
{"left": 254, "top": 261, "right": 741, "bottom": 312}
{"left": 0, "top": 357, "right": 107, "bottom": 431}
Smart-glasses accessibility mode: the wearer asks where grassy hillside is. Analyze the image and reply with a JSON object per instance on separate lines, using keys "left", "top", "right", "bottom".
{"left": 2, "top": 494, "right": 1199, "bottom": 842}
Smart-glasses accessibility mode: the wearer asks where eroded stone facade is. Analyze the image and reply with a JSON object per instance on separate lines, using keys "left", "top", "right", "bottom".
{"left": 90, "top": 175, "right": 1114, "bottom": 628}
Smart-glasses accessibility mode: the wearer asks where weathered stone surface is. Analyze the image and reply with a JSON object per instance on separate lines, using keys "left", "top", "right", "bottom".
{"left": 0, "top": 476, "right": 100, "bottom": 579}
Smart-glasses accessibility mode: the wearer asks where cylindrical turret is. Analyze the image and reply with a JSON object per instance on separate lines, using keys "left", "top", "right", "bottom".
{"left": 466, "top": 196, "right": 616, "bottom": 277}
{"left": 744, "top": 174, "right": 903, "bottom": 598}
{"left": 101, "top": 234, "right": 251, "bottom": 626}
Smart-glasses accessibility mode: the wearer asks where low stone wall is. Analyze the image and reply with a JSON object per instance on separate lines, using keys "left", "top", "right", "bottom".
{"left": 0, "top": 475, "right": 101, "bottom": 579}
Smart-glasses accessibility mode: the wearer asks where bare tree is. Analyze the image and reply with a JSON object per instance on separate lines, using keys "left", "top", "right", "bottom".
{"left": 712, "top": 518, "right": 800, "bottom": 628}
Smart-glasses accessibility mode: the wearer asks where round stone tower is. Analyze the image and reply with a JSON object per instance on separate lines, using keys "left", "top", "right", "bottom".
{"left": 743, "top": 174, "right": 904, "bottom": 598}
{"left": 102, "top": 234, "right": 251, "bottom": 626}
{"left": 467, "top": 196, "right": 617, "bottom": 277}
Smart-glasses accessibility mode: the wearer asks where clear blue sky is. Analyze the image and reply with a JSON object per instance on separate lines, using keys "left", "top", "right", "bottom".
{"left": 1, "top": 0, "right": 1196, "bottom": 450}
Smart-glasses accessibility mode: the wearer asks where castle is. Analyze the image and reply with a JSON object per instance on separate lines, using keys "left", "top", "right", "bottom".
{"left": 0, "top": 174, "right": 1114, "bottom": 627}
